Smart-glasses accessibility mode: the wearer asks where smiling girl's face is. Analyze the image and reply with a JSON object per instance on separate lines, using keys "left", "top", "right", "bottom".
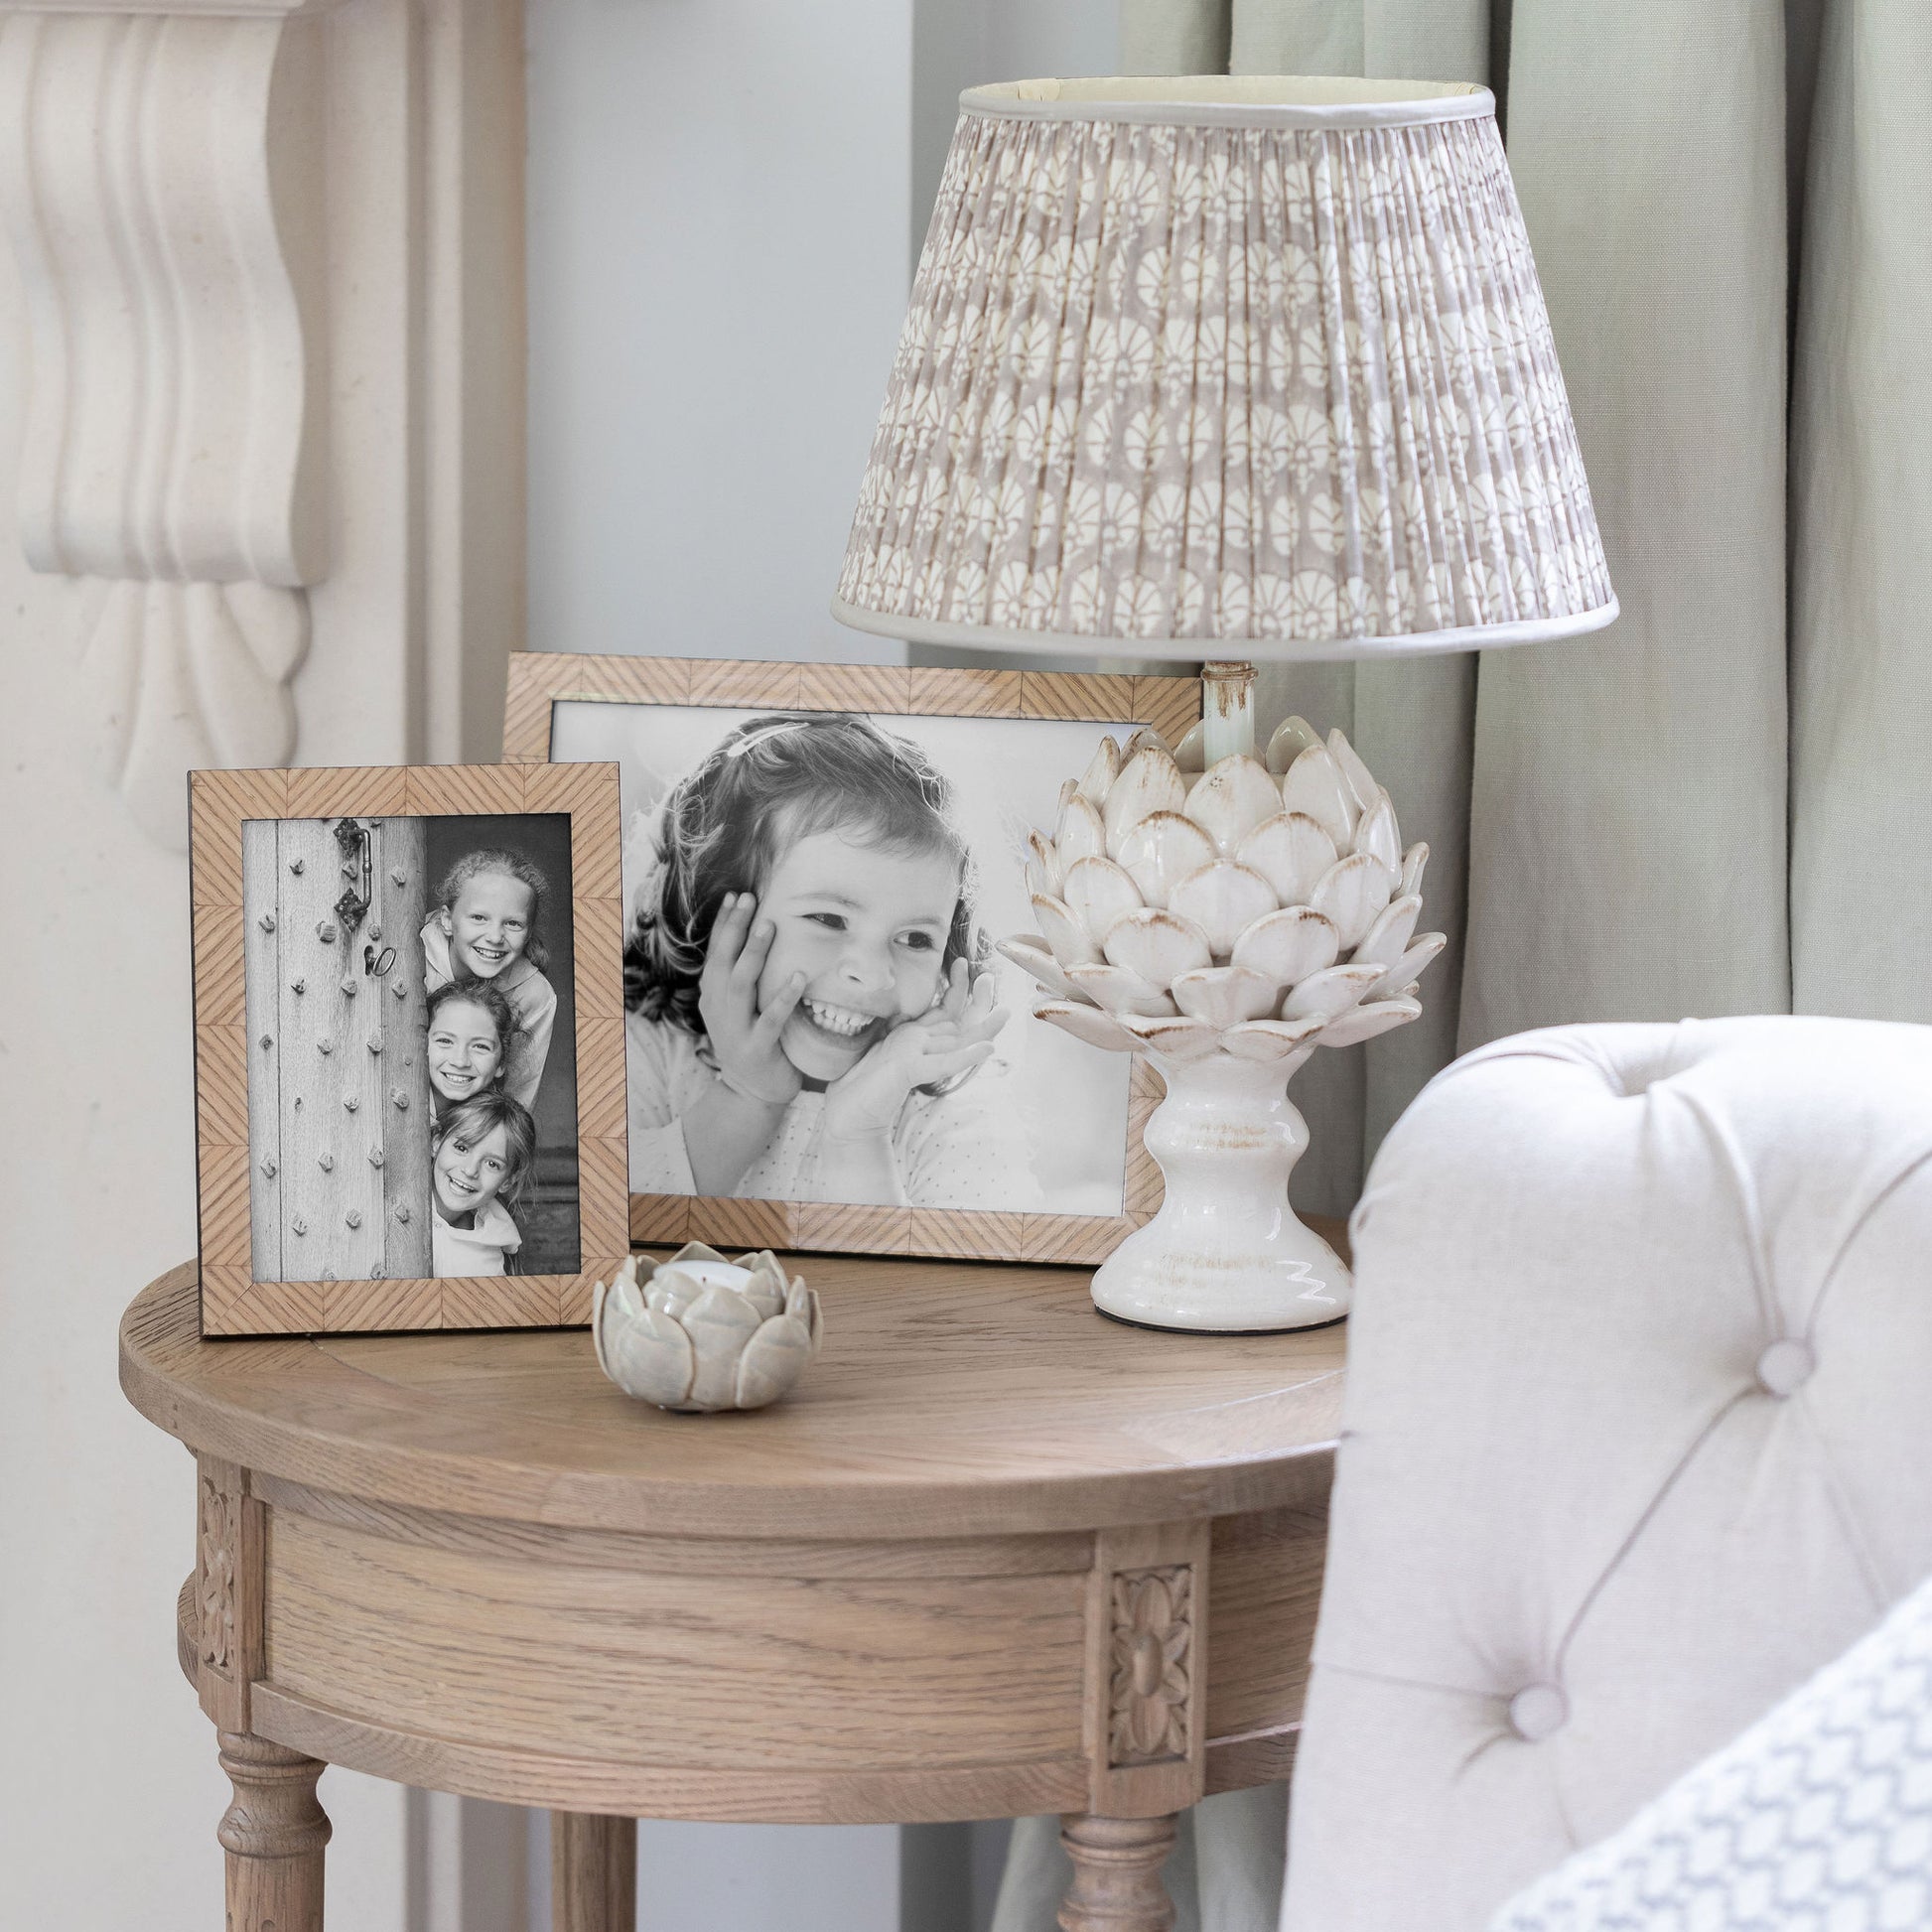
{"left": 433, "top": 1119, "right": 510, "bottom": 1227}
{"left": 752, "top": 826, "right": 958, "bottom": 1082}
{"left": 428, "top": 996, "right": 506, "bottom": 1104}
{"left": 440, "top": 871, "right": 535, "bottom": 980}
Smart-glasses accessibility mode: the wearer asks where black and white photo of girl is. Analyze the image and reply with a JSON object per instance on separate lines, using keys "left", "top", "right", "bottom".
{"left": 551, "top": 702, "right": 1136, "bottom": 1219}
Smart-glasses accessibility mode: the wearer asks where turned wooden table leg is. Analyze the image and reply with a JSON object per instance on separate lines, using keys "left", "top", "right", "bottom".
{"left": 216, "top": 1731, "right": 330, "bottom": 1932}
{"left": 1058, "top": 1813, "right": 1177, "bottom": 1932}
{"left": 552, "top": 1812, "right": 637, "bottom": 1932}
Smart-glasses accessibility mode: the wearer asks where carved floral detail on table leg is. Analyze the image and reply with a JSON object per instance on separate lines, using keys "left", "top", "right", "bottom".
{"left": 198, "top": 1466, "right": 237, "bottom": 1676}
{"left": 1108, "top": 1564, "right": 1194, "bottom": 1766}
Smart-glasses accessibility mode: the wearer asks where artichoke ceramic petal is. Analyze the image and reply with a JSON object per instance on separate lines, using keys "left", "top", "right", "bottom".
{"left": 1033, "top": 895, "right": 1101, "bottom": 969}
{"left": 1280, "top": 745, "right": 1357, "bottom": 847}
{"left": 592, "top": 1244, "right": 824, "bottom": 1414}
{"left": 1326, "top": 729, "right": 1380, "bottom": 814}
{"left": 1037, "top": 999, "right": 1139, "bottom": 1054}
{"left": 1077, "top": 736, "right": 1120, "bottom": 803}
{"left": 1368, "top": 932, "right": 1448, "bottom": 1003}
{"left": 1168, "top": 862, "right": 1276, "bottom": 958}
{"left": 1003, "top": 723, "right": 1437, "bottom": 1064}
{"left": 1265, "top": 716, "right": 1322, "bottom": 775}
{"left": 1026, "top": 830, "right": 1064, "bottom": 896}
{"left": 1065, "top": 961, "right": 1177, "bottom": 1018}
{"left": 1063, "top": 856, "right": 1146, "bottom": 948}
{"left": 1353, "top": 793, "right": 1403, "bottom": 880}
{"left": 1055, "top": 793, "right": 1107, "bottom": 867}
{"left": 1236, "top": 812, "right": 1337, "bottom": 906}
{"left": 996, "top": 934, "right": 1082, "bottom": 1003}
{"left": 1172, "top": 966, "right": 1279, "bottom": 1030}
{"left": 1355, "top": 896, "right": 1425, "bottom": 971}
{"left": 1102, "top": 748, "right": 1188, "bottom": 851}
{"left": 1231, "top": 906, "right": 1339, "bottom": 986}
{"left": 1117, "top": 811, "right": 1217, "bottom": 909}
{"left": 1184, "top": 757, "right": 1283, "bottom": 855}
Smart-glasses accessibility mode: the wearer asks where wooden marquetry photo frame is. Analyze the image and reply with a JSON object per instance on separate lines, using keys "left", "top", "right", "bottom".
{"left": 190, "top": 762, "right": 629, "bottom": 1335}
{"left": 503, "top": 653, "right": 1201, "bottom": 1266}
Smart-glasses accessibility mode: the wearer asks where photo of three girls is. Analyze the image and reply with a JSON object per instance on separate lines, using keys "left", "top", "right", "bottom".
{"left": 419, "top": 818, "right": 580, "bottom": 1278}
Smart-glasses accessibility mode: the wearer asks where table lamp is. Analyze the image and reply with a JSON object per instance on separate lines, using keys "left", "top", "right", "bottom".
{"left": 833, "top": 75, "right": 1614, "bottom": 1331}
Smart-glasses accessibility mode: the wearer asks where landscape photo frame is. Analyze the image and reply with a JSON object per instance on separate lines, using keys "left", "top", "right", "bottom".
{"left": 504, "top": 653, "right": 1202, "bottom": 1266}
{"left": 190, "top": 761, "right": 628, "bottom": 1335}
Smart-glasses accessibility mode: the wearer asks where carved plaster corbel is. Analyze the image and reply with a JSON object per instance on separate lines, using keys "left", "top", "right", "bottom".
{"left": 0, "top": 1, "right": 332, "bottom": 846}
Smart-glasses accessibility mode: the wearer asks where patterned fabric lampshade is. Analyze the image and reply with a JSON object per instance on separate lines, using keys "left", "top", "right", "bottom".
{"left": 833, "top": 76, "right": 1615, "bottom": 660}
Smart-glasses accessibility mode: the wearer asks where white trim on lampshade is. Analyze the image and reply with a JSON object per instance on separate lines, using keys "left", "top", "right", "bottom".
{"left": 961, "top": 74, "right": 1497, "bottom": 131}
{"left": 833, "top": 74, "right": 1615, "bottom": 663}
{"left": 830, "top": 592, "right": 1620, "bottom": 663}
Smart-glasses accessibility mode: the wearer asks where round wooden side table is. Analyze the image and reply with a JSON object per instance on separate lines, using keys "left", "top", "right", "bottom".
{"left": 120, "top": 1248, "right": 1343, "bottom": 1932}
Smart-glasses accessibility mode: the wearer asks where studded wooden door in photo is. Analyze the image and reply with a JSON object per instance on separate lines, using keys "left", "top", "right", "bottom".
{"left": 243, "top": 817, "right": 431, "bottom": 1283}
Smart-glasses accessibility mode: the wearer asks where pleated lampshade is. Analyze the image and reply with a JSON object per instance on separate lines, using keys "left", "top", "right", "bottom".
{"left": 833, "top": 75, "right": 1616, "bottom": 660}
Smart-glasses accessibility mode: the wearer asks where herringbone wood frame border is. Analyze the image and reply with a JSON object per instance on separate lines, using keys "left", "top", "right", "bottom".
{"left": 190, "top": 762, "right": 629, "bottom": 1336}
{"left": 502, "top": 653, "right": 1204, "bottom": 1267}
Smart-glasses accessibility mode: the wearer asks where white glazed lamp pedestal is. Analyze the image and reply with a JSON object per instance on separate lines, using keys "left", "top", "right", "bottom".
{"left": 996, "top": 714, "right": 1444, "bottom": 1336}
{"left": 1094, "top": 1050, "right": 1347, "bottom": 1332}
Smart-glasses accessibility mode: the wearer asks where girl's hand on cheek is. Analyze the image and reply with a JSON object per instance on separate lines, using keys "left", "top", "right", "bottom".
{"left": 923, "top": 958, "right": 1012, "bottom": 1050}
{"left": 697, "top": 894, "right": 807, "bottom": 1107}
{"left": 823, "top": 1025, "right": 994, "bottom": 1142}
{"left": 821, "top": 964, "right": 1007, "bottom": 1144}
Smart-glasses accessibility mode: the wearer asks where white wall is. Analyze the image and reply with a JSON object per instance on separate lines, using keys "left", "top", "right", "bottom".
{"left": 525, "top": 0, "right": 913, "bottom": 667}
{"left": 525, "top": 0, "right": 1116, "bottom": 673}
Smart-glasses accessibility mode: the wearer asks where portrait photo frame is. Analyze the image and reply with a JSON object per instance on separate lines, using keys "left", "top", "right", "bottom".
{"left": 503, "top": 653, "right": 1202, "bottom": 1266}
{"left": 190, "top": 761, "right": 629, "bottom": 1336}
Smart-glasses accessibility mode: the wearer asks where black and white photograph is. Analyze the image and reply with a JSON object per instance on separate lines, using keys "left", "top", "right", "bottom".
{"left": 550, "top": 694, "right": 1139, "bottom": 1222}
{"left": 240, "top": 811, "right": 581, "bottom": 1284}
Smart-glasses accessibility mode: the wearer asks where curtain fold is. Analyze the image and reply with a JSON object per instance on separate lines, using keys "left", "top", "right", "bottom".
{"left": 994, "top": 2, "right": 1928, "bottom": 1927}
{"left": 1466, "top": 0, "right": 1791, "bottom": 1045}
{"left": 1790, "top": 0, "right": 1932, "bottom": 1022}
{"left": 1118, "top": 0, "right": 1231, "bottom": 75}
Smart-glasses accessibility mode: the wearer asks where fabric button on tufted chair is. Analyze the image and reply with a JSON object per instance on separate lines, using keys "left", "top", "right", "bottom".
{"left": 1279, "top": 1017, "right": 1932, "bottom": 1932}
{"left": 1489, "top": 1564, "right": 1932, "bottom": 1927}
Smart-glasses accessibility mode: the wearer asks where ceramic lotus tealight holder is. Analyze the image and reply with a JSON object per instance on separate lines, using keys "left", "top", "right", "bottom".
{"left": 1003, "top": 718, "right": 1444, "bottom": 1334}
{"left": 591, "top": 1243, "right": 824, "bottom": 1414}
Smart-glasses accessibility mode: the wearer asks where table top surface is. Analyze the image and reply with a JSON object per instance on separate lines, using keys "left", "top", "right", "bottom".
{"left": 122, "top": 1249, "right": 1346, "bottom": 1538}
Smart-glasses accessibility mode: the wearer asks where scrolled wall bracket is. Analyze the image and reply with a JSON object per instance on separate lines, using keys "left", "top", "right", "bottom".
{"left": 0, "top": 1, "right": 336, "bottom": 849}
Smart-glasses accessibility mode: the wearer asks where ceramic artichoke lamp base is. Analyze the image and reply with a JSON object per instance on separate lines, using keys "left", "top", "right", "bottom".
{"left": 1090, "top": 664, "right": 1349, "bottom": 1332}
{"left": 1095, "top": 1050, "right": 1348, "bottom": 1333}
{"left": 1003, "top": 699, "right": 1444, "bottom": 1336}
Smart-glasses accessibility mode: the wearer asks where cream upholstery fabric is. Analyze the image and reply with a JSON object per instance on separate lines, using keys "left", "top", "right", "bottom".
{"left": 1492, "top": 1568, "right": 1932, "bottom": 1930}
{"left": 1281, "top": 1016, "right": 1932, "bottom": 1932}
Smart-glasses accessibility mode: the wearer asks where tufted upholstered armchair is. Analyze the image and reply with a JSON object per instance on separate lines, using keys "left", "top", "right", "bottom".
{"left": 1279, "top": 1017, "right": 1932, "bottom": 1931}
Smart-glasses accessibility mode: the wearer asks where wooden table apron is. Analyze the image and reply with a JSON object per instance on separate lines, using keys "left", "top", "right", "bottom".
{"left": 120, "top": 1251, "right": 1341, "bottom": 1920}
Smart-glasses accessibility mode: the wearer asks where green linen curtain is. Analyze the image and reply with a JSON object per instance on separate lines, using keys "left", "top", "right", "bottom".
{"left": 992, "top": 2, "right": 1931, "bottom": 1926}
